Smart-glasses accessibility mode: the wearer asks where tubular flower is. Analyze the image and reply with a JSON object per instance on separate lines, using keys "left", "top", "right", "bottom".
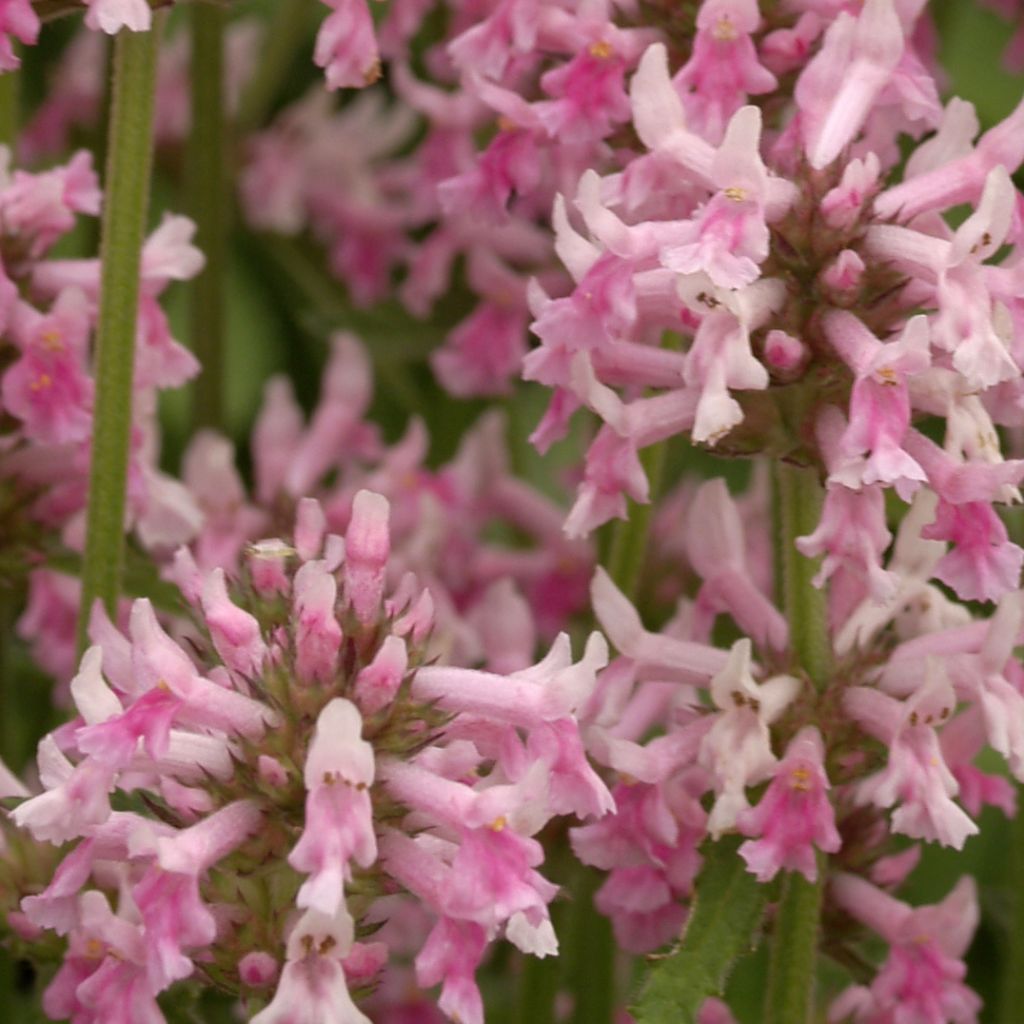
{"left": 9, "top": 495, "right": 610, "bottom": 1024}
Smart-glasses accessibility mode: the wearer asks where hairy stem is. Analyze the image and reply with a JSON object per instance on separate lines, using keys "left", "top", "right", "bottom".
{"left": 774, "top": 462, "right": 830, "bottom": 688}
{"left": 77, "top": 24, "right": 162, "bottom": 649}
{"left": 189, "top": 0, "right": 228, "bottom": 430}
{"left": 765, "top": 463, "right": 831, "bottom": 1023}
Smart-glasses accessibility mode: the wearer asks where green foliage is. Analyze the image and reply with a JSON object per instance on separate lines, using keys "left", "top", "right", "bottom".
{"left": 631, "top": 837, "right": 766, "bottom": 1024}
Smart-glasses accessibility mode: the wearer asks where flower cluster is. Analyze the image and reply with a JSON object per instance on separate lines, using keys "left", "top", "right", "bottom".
{"left": 9, "top": 492, "right": 610, "bottom": 1024}
{"left": 0, "top": 0, "right": 1022, "bottom": 1020}
{"left": 570, "top": 474, "right": 1022, "bottom": 1018}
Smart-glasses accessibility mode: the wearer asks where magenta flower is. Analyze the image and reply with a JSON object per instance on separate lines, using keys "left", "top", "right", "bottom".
{"left": 737, "top": 726, "right": 841, "bottom": 883}
{"left": 830, "top": 874, "right": 981, "bottom": 1024}
{"left": 315, "top": 0, "right": 380, "bottom": 89}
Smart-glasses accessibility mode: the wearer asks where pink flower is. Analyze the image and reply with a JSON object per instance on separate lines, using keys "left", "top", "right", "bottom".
{"left": 84, "top": 0, "right": 151, "bottom": 32}
{"left": 700, "top": 639, "right": 800, "bottom": 836}
{"left": 136, "top": 801, "right": 263, "bottom": 987}
{"left": 0, "top": 0, "right": 37, "bottom": 70}
{"left": 354, "top": 634, "right": 408, "bottom": 714}
{"left": 10, "top": 736, "right": 114, "bottom": 843}
{"left": 289, "top": 699, "right": 378, "bottom": 917}
{"left": 737, "top": 727, "right": 840, "bottom": 882}
{"left": 432, "top": 299, "right": 528, "bottom": 397}
{"left": 294, "top": 560, "right": 343, "bottom": 684}
{"left": 673, "top": 0, "right": 776, "bottom": 142}
{"left": 824, "top": 311, "right": 930, "bottom": 500}
{"left": 1, "top": 151, "right": 100, "bottom": 258}
{"left": 830, "top": 875, "right": 981, "bottom": 1024}
{"left": 2, "top": 289, "right": 94, "bottom": 444}
{"left": 661, "top": 107, "right": 772, "bottom": 289}
{"left": 795, "top": 0, "right": 904, "bottom": 169}
{"left": 200, "top": 568, "right": 268, "bottom": 677}
{"left": 253, "top": 907, "right": 370, "bottom": 1024}
{"left": 685, "top": 478, "right": 787, "bottom": 652}
{"left": 535, "top": 43, "right": 631, "bottom": 144}
{"left": 315, "top": 0, "right": 380, "bottom": 89}
{"left": 845, "top": 664, "right": 977, "bottom": 849}
{"left": 415, "top": 918, "right": 488, "bottom": 1024}
{"left": 345, "top": 490, "right": 391, "bottom": 623}
{"left": 922, "top": 498, "right": 1023, "bottom": 603}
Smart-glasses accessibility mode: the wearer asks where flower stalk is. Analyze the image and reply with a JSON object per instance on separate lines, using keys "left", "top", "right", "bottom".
{"left": 189, "top": 0, "right": 228, "bottom": 430}
{"left": 606, "top": 440, "right": 668, "bottom": 601}
{"left": 0, "top": 65, "right": 17, "bottom": 152}
{"left": 77, "top": 23, "right": 162, "bottom": 649}
{"left": 765, "top": 463, "right": 831, "bottom": 1023}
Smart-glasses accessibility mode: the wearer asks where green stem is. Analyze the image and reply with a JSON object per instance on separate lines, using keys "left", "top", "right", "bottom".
{"left": 517, "top": 937, "right": 560, "bottom": 1024}
{"left": 235, "top": 0, "right": 313, "bottom": 132}
{"left": 766, "top": 865, "right": 825, "bottom": 1024}
{"left": 0, "top": 588, "right": 11, "bottom": 763}
{"left": 774, "top": 462, "right": 830, "bottom": 688}
{"left": 189, "top": 0, "right": 228, "bottom": 430}
{"left": 1001, "top": 805, "right": 1024, "bottom": 1023}
{"left": 77, "top": 25, "right": 162, "bottom": 651}
{"left": 605, "top": 440, "right": 668, "bottom": 599}
{"left": 566, "top": 865, "right": 615, "bottom": 1024}
{"left": 765, "top": 463, "right": 831, "bottom": 1024}
{"left": 0, "top": 66, "right": 19, "bottom": 152}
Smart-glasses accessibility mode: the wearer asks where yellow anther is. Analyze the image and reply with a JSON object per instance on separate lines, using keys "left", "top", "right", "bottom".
{"left": 588, "top": 40, "right": 614, "bottom": 59}
{"left": 30, "top": 372, "right": 53, "bottom": 392}
{"left": 490, "top": 815, "right": 508, "bottom": 832}
{"left": 876, "top": 366, "right": 898, "bottom": 385}
{"left": 723, "top": 186, "right": 747, "bottom": 202}
{"left": 39, "top": 327, "right": 64, "bottom": 351}
{"left": 789, "top": 766, "right": 812, "bottom": 792}
{"left": 712, "top": 16, "right": 738, "bottom": 41}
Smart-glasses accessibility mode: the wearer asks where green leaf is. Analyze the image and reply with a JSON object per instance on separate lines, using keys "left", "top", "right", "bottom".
{"left": 631, "top": 836, "right": 767, "bottom": 1024}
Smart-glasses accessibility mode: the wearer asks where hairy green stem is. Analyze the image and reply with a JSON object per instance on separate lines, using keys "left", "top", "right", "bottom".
{"left": 774, "top": 462, "right": 830, "bottom": 688}
{"left": 77, "top": 25, "right": 162, "bottom": 650}
{"left": 765, "top": 862, "right": 825, "bottom": 1024}
{"left": 189, "top": 0, "right": 228, "bottom": 430}
{"left": 764, "top": 463, "right": 831, "bottom": 1024}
